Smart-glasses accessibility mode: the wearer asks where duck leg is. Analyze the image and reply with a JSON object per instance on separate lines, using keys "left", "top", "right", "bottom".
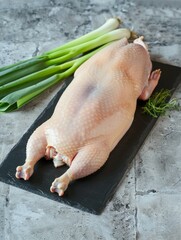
{"left": 50, "top": 142, "right": 109, "bottom": 196}
{"left": 15, "top": 124, "right": 47, "bottom": 180}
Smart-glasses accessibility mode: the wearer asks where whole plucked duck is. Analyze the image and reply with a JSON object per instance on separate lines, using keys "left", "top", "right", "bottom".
{"left": 16, "top": 36, "right": 161, "bottom": 196}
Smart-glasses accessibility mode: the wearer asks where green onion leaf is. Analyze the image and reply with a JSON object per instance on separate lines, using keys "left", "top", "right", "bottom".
{"left": 0, "top": 18, "right": 132, "bottom": 112}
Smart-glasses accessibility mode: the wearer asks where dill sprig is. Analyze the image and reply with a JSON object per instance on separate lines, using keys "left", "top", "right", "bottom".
{"left": 142, "top": 89, "right": 180, "bottom": 118}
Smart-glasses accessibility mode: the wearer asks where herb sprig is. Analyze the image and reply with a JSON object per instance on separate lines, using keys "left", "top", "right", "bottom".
{"left": 142, "top": 89, "right": 180, "bottom": 118}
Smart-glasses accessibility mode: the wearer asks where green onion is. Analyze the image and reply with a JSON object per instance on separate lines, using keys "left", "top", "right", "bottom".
{"left": 0, "top": 17, "right": 132, "bottom": 112}
{"left": 142, "top": 89, "right": 180, "bottom": 118}
{"left": 0, "top": 18, "right": 121, "bottom": 77}
{"left": 0, "top": 47, "right": 105, "bottom": 112}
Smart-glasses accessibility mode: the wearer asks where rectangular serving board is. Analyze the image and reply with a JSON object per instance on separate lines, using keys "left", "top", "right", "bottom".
{"left": 0, "top": 61, "right": 180, "bottom": 214}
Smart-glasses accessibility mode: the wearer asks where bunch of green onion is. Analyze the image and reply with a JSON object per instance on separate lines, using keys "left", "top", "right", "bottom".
{"left": 0, "top": 18, "right": 131, "bottom": 112}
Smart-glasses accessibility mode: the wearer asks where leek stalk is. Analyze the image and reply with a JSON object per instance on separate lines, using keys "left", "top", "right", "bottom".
{"left": 0, "top": 18, "right": 131, "bottom": 112}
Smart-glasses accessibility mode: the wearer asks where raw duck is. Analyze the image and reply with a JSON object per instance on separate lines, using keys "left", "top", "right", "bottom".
{"left": 16, "top": 37, "right": 161, "bottom": 196}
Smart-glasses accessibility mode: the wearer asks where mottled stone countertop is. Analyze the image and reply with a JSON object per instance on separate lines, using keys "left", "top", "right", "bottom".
{"left": 0, "top": 1, "right": 181, "bottom": 240}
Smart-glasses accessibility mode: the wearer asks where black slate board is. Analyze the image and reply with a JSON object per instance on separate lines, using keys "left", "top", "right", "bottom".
{"left": 0, "top": 61, "right": 180, "bottom": 214}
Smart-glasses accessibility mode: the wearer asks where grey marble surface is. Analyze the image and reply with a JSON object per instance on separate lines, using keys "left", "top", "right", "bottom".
{"left": 0, "top": 1, "right": 181, "bottom": 240}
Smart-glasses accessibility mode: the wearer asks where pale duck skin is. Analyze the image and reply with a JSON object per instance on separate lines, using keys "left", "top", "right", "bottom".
{"left": 16, "top": 37, "right": 161, "bottom": 196}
